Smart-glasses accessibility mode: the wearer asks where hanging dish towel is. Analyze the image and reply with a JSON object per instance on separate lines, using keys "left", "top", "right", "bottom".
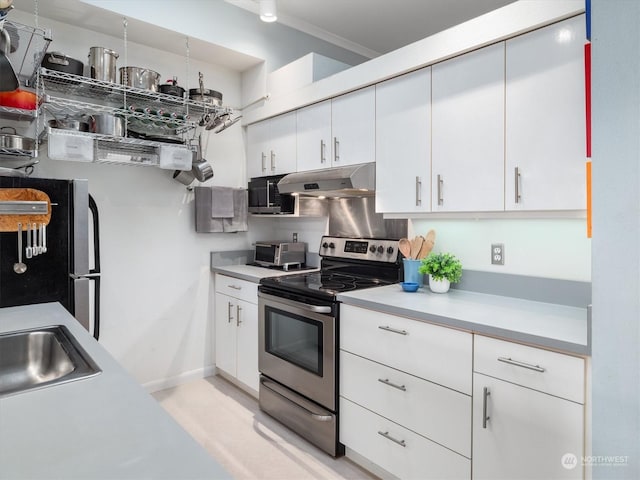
{"left": 223, "top": 189, "right": 248, "bottom": 232}
{"left": 194, "top": 186, "right": 248, "bottom": 233}
{"left": 210, "top": 186, "right": 235, "bottom": 218}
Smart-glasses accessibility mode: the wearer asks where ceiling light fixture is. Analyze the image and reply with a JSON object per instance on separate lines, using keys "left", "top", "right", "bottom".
{"left": 259, "top": 0, "right": 277, "bottom": 23}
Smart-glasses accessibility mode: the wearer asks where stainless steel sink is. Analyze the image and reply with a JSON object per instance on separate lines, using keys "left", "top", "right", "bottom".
{"left": 0, "top": 325, "right": 101, "bottom": 397}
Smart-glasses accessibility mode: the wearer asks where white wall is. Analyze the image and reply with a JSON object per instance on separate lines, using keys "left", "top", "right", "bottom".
{"left": 411, "top": 218, "right": 591, "bottom": 281}
{"left": 10, "top": 9, "right": 251, "bottom": 390}
{"left": 78, "top": 0, "right": 369, "bottom": 72}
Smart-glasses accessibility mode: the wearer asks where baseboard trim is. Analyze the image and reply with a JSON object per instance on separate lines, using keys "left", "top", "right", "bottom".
{"left": 216, "top": 370, "right": 259, "bottom": 399}
{"left": 142, "top": 366, "right": 217, "bottom": 393}
{"left": 345, "top": 446, "right": 397, "bottom": 479}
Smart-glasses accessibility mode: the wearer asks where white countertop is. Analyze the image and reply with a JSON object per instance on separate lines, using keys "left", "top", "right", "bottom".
{"left": 0, "top": 303, "right": 230, "bottom": 480}
{"left": 337, "top": 284, "right": 590, "bottom": 355}
{"left": 212, "top": 264, "right": 319, "bottom": 283}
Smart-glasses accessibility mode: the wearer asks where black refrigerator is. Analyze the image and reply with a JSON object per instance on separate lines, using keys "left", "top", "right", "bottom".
{"left": 0, "top": 177, "right": 101, "bottom": 339}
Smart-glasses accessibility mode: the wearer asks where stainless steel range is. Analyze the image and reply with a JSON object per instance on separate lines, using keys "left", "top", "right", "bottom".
{"left": 258, "top": 235, "right": 402, "bottom": 456}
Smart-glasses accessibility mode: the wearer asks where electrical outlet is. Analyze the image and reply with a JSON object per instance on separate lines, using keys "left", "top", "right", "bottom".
{"left": 491, "top": 243, "right": 504, "bottom": 265}
{"left": 292, "top": 232, "right": 298, "bottom": 243}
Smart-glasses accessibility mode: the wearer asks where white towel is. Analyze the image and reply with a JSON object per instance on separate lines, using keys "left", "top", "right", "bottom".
{"left": 210, "top": 187, "right": 235, "bottom": 218}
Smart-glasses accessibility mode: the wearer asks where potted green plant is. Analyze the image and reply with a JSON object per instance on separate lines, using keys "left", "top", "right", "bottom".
{"left": 418, "top": 252, "right": 462, "bottom": 293}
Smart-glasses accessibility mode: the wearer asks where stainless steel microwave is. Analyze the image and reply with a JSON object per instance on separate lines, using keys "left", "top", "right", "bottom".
{"left": 248, "top": 174, "right": 295, "bottom": 214}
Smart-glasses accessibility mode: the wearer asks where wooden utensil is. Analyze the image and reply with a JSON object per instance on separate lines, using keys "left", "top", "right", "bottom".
{"left": 399, "top": 238, "right": 411, "bottom": 259}
{"left": 410, "top": 236, "right": 424, "bottom": 259}
{"left": 418, "top": 229, "right": 436, "bottom": 259}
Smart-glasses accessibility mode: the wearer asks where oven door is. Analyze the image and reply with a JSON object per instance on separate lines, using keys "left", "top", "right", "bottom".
{"left": 258, "top": 291, "right": 336, "bottom": 411}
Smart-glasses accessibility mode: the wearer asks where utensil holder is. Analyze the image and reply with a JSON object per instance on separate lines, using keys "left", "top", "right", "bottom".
{"left": 403, "top": 258, "right": 423, "bottom": 284}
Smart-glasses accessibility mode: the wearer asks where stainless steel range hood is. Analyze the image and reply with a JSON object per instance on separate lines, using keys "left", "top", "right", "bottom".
{"left": 276, "top": 163, "right": 375, "bottom": 197}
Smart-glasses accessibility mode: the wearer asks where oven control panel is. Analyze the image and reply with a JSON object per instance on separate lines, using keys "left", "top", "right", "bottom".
{"left": 319, "top": 236, "right": 399, "bottom": 263}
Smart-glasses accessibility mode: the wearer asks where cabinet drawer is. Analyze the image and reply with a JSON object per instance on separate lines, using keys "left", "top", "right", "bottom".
{"left": 340, "top": 398, "right": 470, "bottom": 480}
{"left": 215, "top": 274, "right": 258, "bottom": 303}
{"left": 340, "top": 304, "right": 472, "bottom": 394}
{"left": 474, "top": 335, "right": 585, "bottom": 403}
{"left": 340, "top": 351, "right": 471, "bottom": 457}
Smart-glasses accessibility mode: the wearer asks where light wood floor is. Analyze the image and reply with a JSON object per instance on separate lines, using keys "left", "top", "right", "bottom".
{"left": 152, "top": 376, "right": 377, "bottom": 480}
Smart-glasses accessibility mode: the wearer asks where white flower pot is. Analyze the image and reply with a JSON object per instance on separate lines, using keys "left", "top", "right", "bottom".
{"left": 428, "top": 275, "right": 450, "bottom": 293}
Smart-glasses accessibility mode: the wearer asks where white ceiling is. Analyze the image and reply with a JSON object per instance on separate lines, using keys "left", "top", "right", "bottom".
{"left": 228, "top": 0, "right": 517, "bottom": 58}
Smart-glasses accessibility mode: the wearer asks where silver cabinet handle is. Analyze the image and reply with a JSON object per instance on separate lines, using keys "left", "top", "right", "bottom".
{"left": 378, "top": 325, "right": 408, "bottom": 335}
{"left": 378, "top": 378, "right": 406, "bottom": 392}
{"left": 378, "top": 430, "right": 406, "bottom": 447}
{"left": 498, "top": 356, "right": 545, "bottom": 372}
{"left": 334, "top": 137, "right": 340, "bottom": 162}
{"left": 482, "top": 387, "right": 491, "bottom": 428}
{"left": 236, "top": 305, "right": 242, "bottom": 326}
{"left": 261, "top": 152, "right": 266, "bottom": 172}
{"left": 514, "top": 167, "right": 521, "bottom": 204}
{"left": 270, "top": 150, "right": 275, "bottom": 171}
{"left": 227, "top": 301, "right": 233, "bottom": 323}
{"left": 415, "top": 176, "right": 422, "bottom": 206}
{"left": 437, "top": 174, "right": 444, "bottom": 206}
{"left": 228, "top": 285, "right": 242, "bottom": 290}
{"left": 320, "top": 139, "right": 326, "bottom": 163}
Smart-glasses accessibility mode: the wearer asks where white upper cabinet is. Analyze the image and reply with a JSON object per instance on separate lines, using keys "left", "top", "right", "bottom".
{"left": 246, "top": 112, "right": 297, "bottom": 179}
{"left": 432, "top": 43, "right": 505, "bottom": 212}
{"left": 331, "top": 86, "right": 376, "bottom": 167}
{"left": 505, "top": 15, "right": 586, "bottom": 211}
{"left": 296, "top": 100, "right": 333, "bottom": 172}
{"left": 376, "top": 68, "right": 431, "bottom": 213}
{"left": 246, "top": 120, "right": 269, "bottom": 179}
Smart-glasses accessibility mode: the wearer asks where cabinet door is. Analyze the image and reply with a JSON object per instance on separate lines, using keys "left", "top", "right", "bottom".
{"left": 268, "top": 112, "right": 297, "bottom": 175}
{"left": 214, "top": 292, "right": 237, "bottom": 377}
{"left": 473, "top": 373, "right": 584, "bottom": 480}
{"left": 432, "top": 43, "right": 505, "bottom": 212}
{"left": 376, "top": 68, "right": 431, "bottom": 213}
{"left": 297, "top": 100, "right": 332, "bottom": 172}
{"left": 246, "top": 121, "right": 269, "bottom": 179}
{"left": 505, "top": 16, "right": 586, "bottom": 210}
{"left": 331, "top": 86, "right": 375, "bottom": 167}
{"left": 235, "top": 299, "right": 259, "bottom": 392}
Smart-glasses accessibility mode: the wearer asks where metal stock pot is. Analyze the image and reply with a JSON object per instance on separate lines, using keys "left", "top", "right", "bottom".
{"left": 119, "top": 66, "right": 161, "bottom": 92}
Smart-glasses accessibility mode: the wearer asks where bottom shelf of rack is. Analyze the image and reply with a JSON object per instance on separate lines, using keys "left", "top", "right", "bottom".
{"left": 46, "top": 129, "right": 193, "bottom": 170}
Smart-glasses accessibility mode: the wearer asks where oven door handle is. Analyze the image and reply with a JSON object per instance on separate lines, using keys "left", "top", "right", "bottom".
{"left": 260, "top": 377, "right": 333, "bottom": 422}
{"left": 258, "top": 292, "right": 333, "bottom": 314}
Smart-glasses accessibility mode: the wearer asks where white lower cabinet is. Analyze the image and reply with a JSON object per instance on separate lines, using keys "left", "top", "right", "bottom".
{"left": 214, "top": 274, "right": 259, "bottom": 393}
{"left": 339, "top": 306, "right": 587, "bottom": 480}
{"left": 472, "top": 335, "right": 585, "bottom": 480}
{"left": 340, "top": 398, "right": 470, "bottom": 480}
{"left": 340, "top": 350, "right": 471, "bottom": 457}
{"left": 339, "top": 304, "right": 472, "bottom": 479}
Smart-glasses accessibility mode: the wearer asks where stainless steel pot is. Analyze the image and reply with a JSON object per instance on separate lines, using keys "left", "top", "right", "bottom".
{"left": 88, "top": 46, "right": 119, "bottom": 82}
{"left": 192, "top": 160, "right": 213, "bottom": 182}
{"left": 173, "top": 169, "right": 195, "bottom": 186}
{"left": 119, "top": 66, "right": 161, "bottom": 92}
{"left": 188, "top": 88, "right": 223, "bottom": 106}
{"left": 90, "top": 114, "right": 125, "bottom": 136}
{"left": 0, "top": 126, "right": 36, "bottom": 150}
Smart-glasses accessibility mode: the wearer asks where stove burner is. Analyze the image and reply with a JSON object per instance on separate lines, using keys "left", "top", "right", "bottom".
{"left": 270, "top": 271, "right": 388, "bottom": 296}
